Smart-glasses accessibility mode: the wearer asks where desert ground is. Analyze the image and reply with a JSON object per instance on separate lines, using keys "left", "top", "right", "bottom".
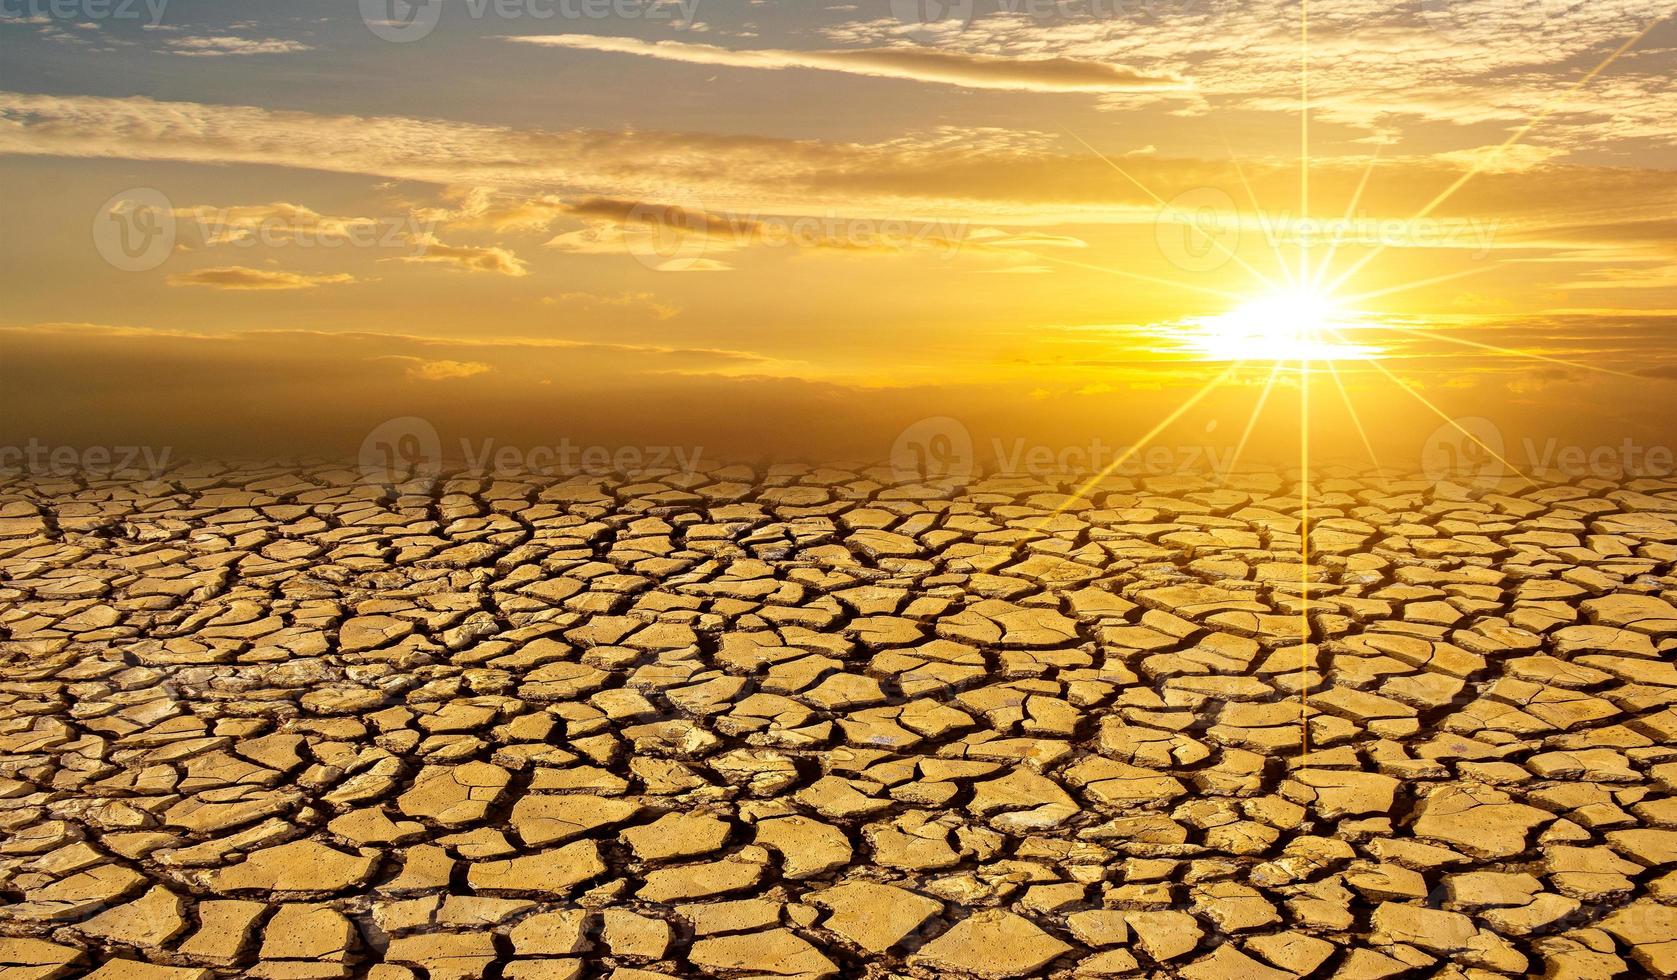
{"left": 1, "top": 462, "right": 1675, "bottom": 979}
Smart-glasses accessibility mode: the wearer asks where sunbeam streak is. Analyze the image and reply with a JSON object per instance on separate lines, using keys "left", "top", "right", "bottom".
{"left": 1338, "top": 266, "right": 1499, "bottom": 306}
{"left": 1296, "top": 0, "right": 1314, "bottom": 759}
{"left": 1375, "top": 323, "right": 1645, "bottom": 379}
{"left": 1062, "top": 128, "right": 1283, "bottom": 294}
{"left": 1022, "top": 251, "right": 1252, "bottom": 303}
{"left": 1299, "top": 0, "right": 1311, "bottom": 287}
{"left": 1224, "top": 363, "right": 1284, "bottom": 481}
{"left": 1365, "top": 356, "right": 1540, "bottom": 489}
{"left": 1045, "top": 362, "right": 1242, "bottom": 520}
{"left": 1297, "top": 358, "right": 1312, "bottom": 756}
{"left": 1326, "top": 359, "right": 1389, "bottom": 491}
{"left": 1324, "top": 11, "right": 1672, "bottom": 298}
{"left": 1211, "top": 117, "right": 1300, "bottom": 290}
{"left": 1312, "top": 145, "right": 1384, "bottom": 295}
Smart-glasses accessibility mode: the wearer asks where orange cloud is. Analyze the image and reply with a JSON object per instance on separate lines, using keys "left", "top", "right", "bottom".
{"left": 374, "top": 356, "right": 495, "bottom": 382}
{"left": 402, "top": 236, "right": 529, "bottom": 276}
{"left": 506, "top": 35, "right": 1183, "bottom": 93}
{"left": 165, "top": 266, "right": 355, "bottom": 290}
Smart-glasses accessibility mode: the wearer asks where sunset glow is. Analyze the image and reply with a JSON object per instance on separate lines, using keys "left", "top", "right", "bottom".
{"left": 1181, "top": 289, "right": 1383, "bottom": 362}
{"left": 0, "top": 0, "right": 1671, "bottom": 465}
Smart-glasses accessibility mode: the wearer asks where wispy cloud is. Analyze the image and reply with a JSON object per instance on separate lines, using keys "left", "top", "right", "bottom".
{"left": 547, "top": 291, "right": 681, "bottom": 320}
{"left": 374, "top": 356, "right": 495, "bottom": 381}
{"left": 174, "top": 202, "right": 419, "bottom": 246}
{"left": 164, "top": 36, "right": 312, "bottom": 57}
{"left": 402, "top": 236, "right": 529, "bottom": 276}
{"left": 506, "top": 34, "right": 1182, "bottom": 92}
{"left": 3, "top": 91, "right": 1675, "bottom": 253}
{"left": 165, "top": 266, "right": 355, "bottom": 290}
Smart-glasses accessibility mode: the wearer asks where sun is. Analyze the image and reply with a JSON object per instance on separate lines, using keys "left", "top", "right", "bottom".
{"left": 1184, "top": 287, "right": 1383, "bottom": 362}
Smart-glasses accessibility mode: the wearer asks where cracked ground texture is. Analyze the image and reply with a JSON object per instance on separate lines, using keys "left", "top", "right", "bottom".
{"left": 3, "top": 463, "right": 1677, "bottom": 980}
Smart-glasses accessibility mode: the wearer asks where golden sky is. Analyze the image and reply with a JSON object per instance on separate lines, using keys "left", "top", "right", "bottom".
{"left": 1, "top": 0, "right": 1674, "bottom": 468}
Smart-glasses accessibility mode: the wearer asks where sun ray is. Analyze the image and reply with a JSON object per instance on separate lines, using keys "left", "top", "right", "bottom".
{"left": 1297, "top": 355, "right": 1312, "bottom": 756}
{"left": 1299, "top": 0, "right": 1311, "bottom": 287}
{"left": 1408, "top": 14, "right": 1668, "bottom": 226}
{"left": 1223, "top": 362, "right": 1284, "bottom": 482}
{"left": 1312, "top": 145, "right": 1385, "bottom": 294}
{"left": 1217, "top": 126, "right": 1300, "bottom": 289}
{"left": 1338, "top": 265, "right": 1495, "bottom": 306}
{"left": 1292, "top": 9, "right": 1315, "bottom": 763}
{"left": 1374, "top": 322, "right": 1644, "bottom": 380}
{"left": 1325, "top": 358, "right": 1390, "bottom": 492}
{"left": 1045, "top": 362, "right": 1242, "bottom": 520}
{"left": 1021, "top": 250, "right": 1253, "bottom": 303}
{"left": 1364, "top": 356, "right": 1541, "bottom": 489}
{"left": 1324, "top": 12, "right": 1671, "bottom": 298}
{"left": 1227, "top": 135, "right": 1301, "bottom": 286}
{"left": 1062, "top": 128, "right": 1283, "bottom": 293}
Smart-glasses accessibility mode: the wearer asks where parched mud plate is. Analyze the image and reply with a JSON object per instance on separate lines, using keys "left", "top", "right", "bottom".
{"left": 2, "top": 463, "right": 1675, "bottom": 979}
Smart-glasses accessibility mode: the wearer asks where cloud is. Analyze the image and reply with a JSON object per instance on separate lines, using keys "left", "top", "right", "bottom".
{"left": 1433, "top": 142, "right": 1573, "bottom": 174}
{"left": 165, "top": 266, "right": 356, "bottom": 290}
{"left": 564, "top": 197, "right": 757, "bottom": 236}
{"left": 402, "top": 236, "right": 529, "bottom": 276}
{"left": 544, "top": 198, "right": 751, "bottom": 260}
{"left": 825, "top": 1, "right": 1671, "bottom": 147}
{"left": 656, "top": 256, "right": 732, "bottom": 272}
{"left": 165, "top": 36, "right": 313, "bottom": 57}
{"left": 968, "top": 228, "right": 1089, "bottom": 249}
{"left": 544, "top": 197, "right": 748, "bottom": 268}
{"left": 544, "top": 196, "right": 971, "bottom": 266}
{"left": 4, "top": 90, "right": 1676, "bottom": 256}
{"left": 547, "top": 291, "right": 681, "bottom": 319}
{"left": 175, "top": 202, "right": 420, "bottom": 246}
{"left": 506, "top": 34, "right": 1183, "bottom": 93}
{"left": 375, "top": 356, "right": 495, "bottom": 381}
{"left": 414, "top": 187, "right": 573, "bottom": 232}
{"left": 0, "top": 321, "right": 784, "bottom": 366}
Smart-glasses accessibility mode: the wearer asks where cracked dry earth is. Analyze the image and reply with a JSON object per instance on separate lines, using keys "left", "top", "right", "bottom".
{"left": 3, "top": 463, "right": 1677, "bottom": 980}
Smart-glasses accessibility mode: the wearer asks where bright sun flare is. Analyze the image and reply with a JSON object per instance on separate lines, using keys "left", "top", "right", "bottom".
{"left": 1186, "top": 288, "right": 1384, "bottom": 362}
